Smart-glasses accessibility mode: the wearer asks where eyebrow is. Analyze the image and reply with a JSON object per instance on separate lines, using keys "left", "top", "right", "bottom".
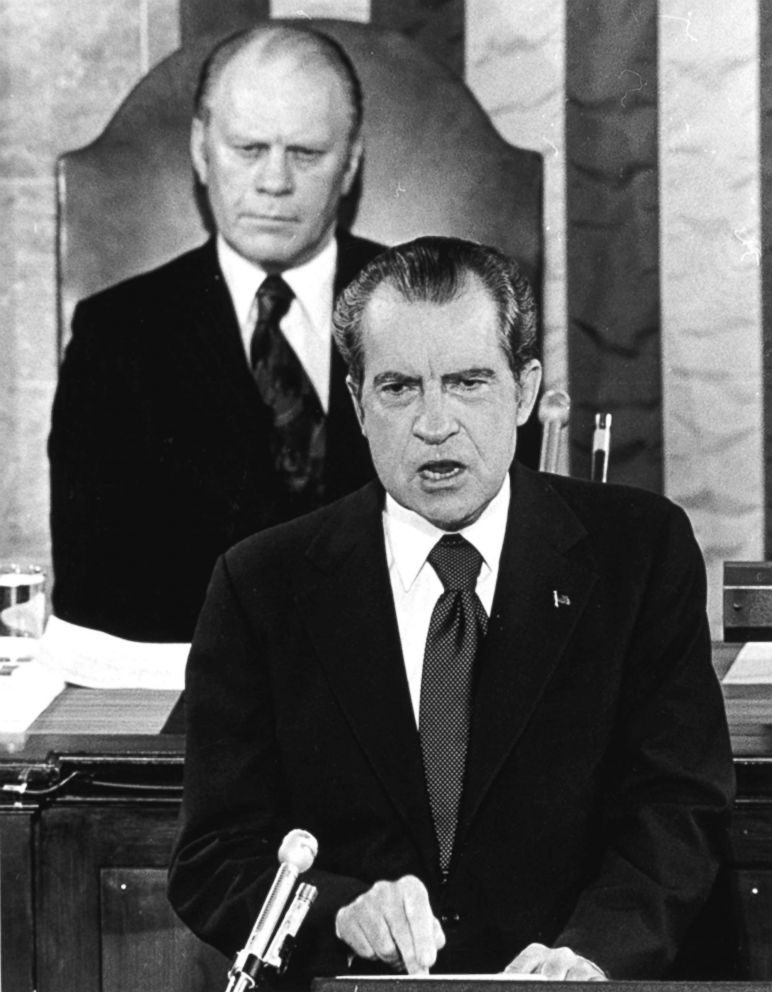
{"left": 371, "top": 367, "right": 498, "bottom": 387}
{"left": 372, "top": 371, "right": 420, "bottom": 388}
{"left": 443, "top": 367, "right": 497, "bottom": 381}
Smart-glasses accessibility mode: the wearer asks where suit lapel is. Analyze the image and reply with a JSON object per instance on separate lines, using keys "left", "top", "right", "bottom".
{"left": 460, "top": 466, "right": 599, "bottom": 834}
{"left": 295, "top": 484, "right": 440, "bottom": 880}
{"left": 176, "top": 240, "right": 267, "bottom": 424}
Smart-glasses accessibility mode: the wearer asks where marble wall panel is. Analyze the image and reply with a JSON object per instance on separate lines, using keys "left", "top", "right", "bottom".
{"left": 146, "top": 0, "right": 184, "bottom": 68}
{"left": 0, "top": 0, "right": 180, "bottom": 575}
{"left": 466, "top": 0, "right": 568, "bottom": 470}
{"left": 1, "top": 177, "right": 57, "bottom": 566}
{"left": 659, "top": 1, "right": 763, "bottom": 636}
{"left": 0, "top": 180, "right": 56, "bottom": 567}
{"left": 2, "top": 2, "right": 141, "bottom": 177}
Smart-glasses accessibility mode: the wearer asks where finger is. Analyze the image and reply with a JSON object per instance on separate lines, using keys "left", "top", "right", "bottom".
{"left": 379, "top": 878, "right": 428, "bottom": 974}
{"left": 336, "top": 897, "right": 401, "bottom": 966}
{"left": 355, "top": 890, "right": 403, "bottom": 966}
{"left": 566, "top": 958, "right": 608, "bottom": 982}
{"left": 335, "top": 907, "right": 379, "bottom": 962}
{"left": 504, "top": 942, "right": 549, "bottom": 974}
{"left": 432, "top": 916, "right": 447, "bottom": 951}
{"left": 539, "top": 947, "right": 575, "bottom": 980}
{"left": 397, "top": 876, "right": 442, "bottom": 973}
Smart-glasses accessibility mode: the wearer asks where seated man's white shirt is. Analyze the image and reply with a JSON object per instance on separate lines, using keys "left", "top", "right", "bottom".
{"left": 383, "top": 474, "right": 510, "bottom": 725}
{"left": 217, "top": 234, "right": 336, "bottom": 412}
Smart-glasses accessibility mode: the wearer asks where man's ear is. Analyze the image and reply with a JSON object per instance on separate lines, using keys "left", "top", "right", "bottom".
{"left": 515, "top": 359, "right": 543, "bottom": 426}
{"left": 346, "top": 375, "right": 366, "bottom": 436}
{"left": 341, "top": 135, "right": 363, "bottom": 197}
{"left": 190, "top": 118, "right": 209, "bottom": 186}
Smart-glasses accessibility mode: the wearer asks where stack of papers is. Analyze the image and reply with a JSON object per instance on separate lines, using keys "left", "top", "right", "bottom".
{"left": 722, "top": 642, "right": 772, "bottom": 684}
{"left": 0, "top": 617, "right": 190, "bottom": 737}
{"left": 39, "top": 616, "right": 189, "bottom": 690}
{"left": 0, "top": 658, "right": 65, "bottom": 735}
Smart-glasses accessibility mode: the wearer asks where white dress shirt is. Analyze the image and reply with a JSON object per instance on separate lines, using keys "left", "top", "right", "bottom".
{"left": 383, "top": 475, "right": 511, "bottom": 725}
{"left": 216, "top": 234, "right": 337, "bottom": 412}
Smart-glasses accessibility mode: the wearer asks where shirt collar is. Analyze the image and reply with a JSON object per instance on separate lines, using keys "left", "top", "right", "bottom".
{"left": 216, "top": 234, "right": 338, "bottom": 341}
{"left": 383, "top": 474, "right": 511, "bottom": 593}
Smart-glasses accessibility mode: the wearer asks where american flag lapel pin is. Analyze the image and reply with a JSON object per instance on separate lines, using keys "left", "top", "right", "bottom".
{"left": 553, "top": 590, "right": 571, "bottom": 608}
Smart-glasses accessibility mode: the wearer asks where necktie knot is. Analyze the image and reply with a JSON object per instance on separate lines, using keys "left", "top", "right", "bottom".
{"left": 250, "top": 275, "right": 294, "bottom": 368}
{"left": 428, "top": 534, "right": 483, "bottom": 592}
{"left": 257, "top": 273, "right": 294, "bottom": 320}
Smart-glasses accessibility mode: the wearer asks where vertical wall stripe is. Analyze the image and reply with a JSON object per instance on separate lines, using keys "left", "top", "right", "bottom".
{"left": 761, "top": 2, "right": 772, "bottom": 557}
{"left": 371, "top": 0, "right": 464, "bottom": 77}
{"left": 271, "top": 0, "right": 371, "bottom": 22}
{"left": 565, "top": 1, "right": 661, "bottom": 492}
{"left": 466, "top": 0, "right": 567, "bottom": 468}
{"left": 181, "top": 1, "right": 271, "bottom": 44}
{"left": 139, "top": 1, "right": 150, "bottom": 74}
{"left": 659, "top": 2, "right": 763, "bottom": 637}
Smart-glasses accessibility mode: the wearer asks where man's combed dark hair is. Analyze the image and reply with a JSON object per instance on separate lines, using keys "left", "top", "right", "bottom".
{"left": 193, "top": 24, "right": 363, "bottom": 138}
{"left": 333, "top": 236, "right": 539, "bottom": 392}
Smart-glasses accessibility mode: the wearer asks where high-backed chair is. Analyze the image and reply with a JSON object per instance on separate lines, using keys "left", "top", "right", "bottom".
{"left": 56, "top": 19, "right": 543, "bottom": 357}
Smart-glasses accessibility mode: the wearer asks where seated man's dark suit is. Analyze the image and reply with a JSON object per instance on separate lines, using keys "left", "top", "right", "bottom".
{"left": 168, "top": 462, "right": 734, "bottom": 984}
{"left": 48, "top": 230, "right": 382, "bottom": 642}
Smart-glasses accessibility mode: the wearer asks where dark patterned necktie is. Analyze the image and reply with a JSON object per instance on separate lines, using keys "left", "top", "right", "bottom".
{"left": 249, "top": 274, "right": 326, "bottom": 499}
{"left": 419, "top": 533, "right": 488, "bottom": 875}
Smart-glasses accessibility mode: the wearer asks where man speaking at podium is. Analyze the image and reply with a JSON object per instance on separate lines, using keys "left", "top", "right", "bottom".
{"left": 169, "top": 237, "right": 734, "bottom": 984}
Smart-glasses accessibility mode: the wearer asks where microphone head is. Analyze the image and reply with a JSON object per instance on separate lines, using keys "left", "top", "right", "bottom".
{"left": 278, "top": 829, "right": 318, "bottom": 873}
{"left": 537, "top": 389, "right": 571, "bottom": 426}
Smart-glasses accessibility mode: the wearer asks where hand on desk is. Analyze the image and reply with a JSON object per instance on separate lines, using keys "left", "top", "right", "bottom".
{"left": 505, "top": 942, "right": 607, "bottom": 981}
{"left": 335, "top": 875, "right": 446, "bottom": 974}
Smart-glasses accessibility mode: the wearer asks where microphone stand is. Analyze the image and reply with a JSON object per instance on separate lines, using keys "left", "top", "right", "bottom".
{"left": 590, "top": 412, "right": 612, "bottom": 483}
{"left": 225, "top": 830, "right": 318, "bottom": 991}
{"left": 538, "top": 389, "right": 571, "bottom": 475}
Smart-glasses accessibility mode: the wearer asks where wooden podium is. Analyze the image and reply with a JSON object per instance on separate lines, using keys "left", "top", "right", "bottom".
{"left": 2, "top": 646, "right": 772, "bottom": 990}
{"left": 0, "top": 687, "right": 227, "bottom": 992}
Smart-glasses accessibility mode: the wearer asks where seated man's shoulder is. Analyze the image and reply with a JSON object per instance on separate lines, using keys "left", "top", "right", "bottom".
{"left": 72, "top": 241, "right": 217, "bottom": 334}
{"left": 223, "top": 483, "right": 380, "bottom": 581}
{"left": 338, "top": 228, "right": 385, "bottom": 261}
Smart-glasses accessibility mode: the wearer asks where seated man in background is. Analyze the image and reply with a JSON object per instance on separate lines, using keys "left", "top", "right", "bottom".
{"left": 168, "top": 237, "right": 734, "bottom": 985}
{"left": 48, "top": 23, "right": 382, "bottom": 642}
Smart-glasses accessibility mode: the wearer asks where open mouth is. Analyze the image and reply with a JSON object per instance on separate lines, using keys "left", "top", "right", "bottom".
{"left": 418, "top": 460, "right": 465, "bottom": 482}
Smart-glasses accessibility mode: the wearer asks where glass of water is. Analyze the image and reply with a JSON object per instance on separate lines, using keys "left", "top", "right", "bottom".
{"left": 0, "top": 564, "right": 46, "bottom": 671}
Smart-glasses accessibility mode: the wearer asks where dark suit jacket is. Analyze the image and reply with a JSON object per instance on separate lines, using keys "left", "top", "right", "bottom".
{"left": 168, "top": 464, "right": 734, "bottom": 985}
{"left": 48, "top": 231, "right": 382, "bottom": 642}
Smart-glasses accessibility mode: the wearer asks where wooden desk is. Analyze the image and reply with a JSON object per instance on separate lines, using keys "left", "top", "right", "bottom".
{"left": 3, "top": 648, "right": 772, "bottom": 991}
{"left": 0, "top": 687, "right": 226, "bottom": 992}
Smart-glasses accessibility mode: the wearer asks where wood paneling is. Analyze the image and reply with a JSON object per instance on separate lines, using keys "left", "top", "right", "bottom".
{"left": 101, "top": 868, "right": 225, "bottom": 992}
{"left": 35, "top": 805, "right": 225, "bottom": 992}
{"left": 0, "top": 808, "right": 36, "bottom": 992}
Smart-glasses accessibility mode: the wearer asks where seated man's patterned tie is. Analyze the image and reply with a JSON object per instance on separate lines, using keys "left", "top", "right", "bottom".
{"left": 249, "top": 274, "right": 326, "bottom": 499}
{"left": 420, "top": 533, "right": 488, "bottom": 876}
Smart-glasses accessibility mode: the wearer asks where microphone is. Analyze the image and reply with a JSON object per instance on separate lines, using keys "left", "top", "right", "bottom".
{"left": 225, "top": 829, "right": 318, "bottom": 992}
{"left": 538, "top": 389, "right": 571, "bottom": 474}
{"left": 262, "top": 882, "right": 319, "bottom": 970}
{"left": 590, "top": 412, "right": 612, "bottom": 483}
